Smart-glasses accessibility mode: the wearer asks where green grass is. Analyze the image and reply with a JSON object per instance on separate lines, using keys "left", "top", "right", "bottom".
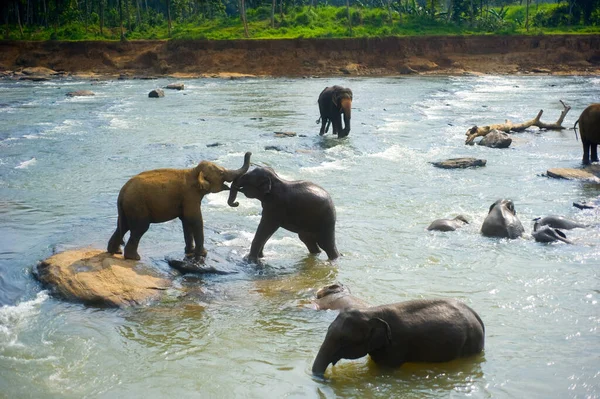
{"left": 2, "top": 4, "right": 598, "bottom": 41}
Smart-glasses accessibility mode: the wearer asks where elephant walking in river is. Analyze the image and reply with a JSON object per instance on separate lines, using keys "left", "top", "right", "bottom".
{"left": 317, "top": 86, "right": 353, "bottom": 138}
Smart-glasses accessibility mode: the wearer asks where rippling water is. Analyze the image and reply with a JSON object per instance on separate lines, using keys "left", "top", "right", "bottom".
{"left": 0, "top": 76, "right": 598, "bottom": 398}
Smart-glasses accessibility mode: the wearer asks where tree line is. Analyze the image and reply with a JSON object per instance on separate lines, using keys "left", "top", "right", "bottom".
{"left": 1, "top": 0, "right": 598, "bottom": 40}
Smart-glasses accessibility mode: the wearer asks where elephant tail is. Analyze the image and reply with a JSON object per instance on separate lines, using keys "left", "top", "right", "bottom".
{"left": 573, "top": 118, "right": 580, "bottom": 142}
{"left": 316, "top": 116, "right": 321, "bottom": 125}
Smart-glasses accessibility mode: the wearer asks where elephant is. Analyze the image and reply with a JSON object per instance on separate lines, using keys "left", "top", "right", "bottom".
{"left": 533, "top": 215, "right": 587, "bottom": 231}
{"left": 227, "top": 167, "right": 339, "bottom": 261}
{"left": 481, "top": 199, "right": 524, "bottom": 239}
{"left": 317, "top": 86, "right": 353, "bottom": 138}
{"left": 107, "top": 152, "right": 251, "bottom": 260}
{"left": 427, "top": 215, "right": 469, "bottom": 231}
{"left": 313, "top": 283, "right": 370, "bottom": 311}
{"left": 312, "top": 298, "right": 485, "bottom": 376}
{"left": 574, "top": 103, "right": 600, "bottom": 165}
{"left": 532, "top": 225, "right": 572, "bottom": 244}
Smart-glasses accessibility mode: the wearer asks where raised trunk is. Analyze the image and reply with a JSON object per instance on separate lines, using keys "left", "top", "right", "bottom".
{"left": 223, "top": 152, "right": 251, "bottom": 182}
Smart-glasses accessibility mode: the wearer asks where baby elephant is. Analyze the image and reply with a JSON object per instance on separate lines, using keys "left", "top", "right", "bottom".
{"left": 427, "top": 215, "right": 469, "bottom": 231}
{"left": 227, "top": 167, "right": 339, "bottom": 261}
{"left": 312, "top": 299, "right": 485, "bottom": 376}
{"left": 107, "top": 152, "right": 251, "bottom": 260}
{"left": 313, "top": 283, "right": 370, "bottom": 311}
{"left": 481, "top": 199, "right": 524, "bottom": 239}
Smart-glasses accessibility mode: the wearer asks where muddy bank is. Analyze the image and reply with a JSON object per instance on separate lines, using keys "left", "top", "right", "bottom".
{"left": 1, "top": 35, "right": 599, "bottom": 78}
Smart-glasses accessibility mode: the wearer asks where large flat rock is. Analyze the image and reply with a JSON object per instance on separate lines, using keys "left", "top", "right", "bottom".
{"left": 35, "top": 249, "right": 170, "bottom": 307}
{"left": 431, "top": 157, "right": 487, "bottom": 169}
{"left": 546, "top": 165, "right": 600, "bottom": 182}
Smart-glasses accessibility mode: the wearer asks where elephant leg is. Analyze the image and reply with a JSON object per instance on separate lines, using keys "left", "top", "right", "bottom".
{"left": 123, "top": 219, "right": 150, "bottom": 261}
{"left": 319, "top": 118, "right": 328, "bottom": 135}
{"left": 248, "top": 219, "right": 279, "bottom": 261}
{"left": 107, "top": 215, "right": 129, "bottom": 254}
{"left": 591, "top": 143, "right": 599, "bottom": 163}
{"left": 317, "top": 229, "right": 339, "bottom": 260}
{"left": 188, "top": 217, "right": 207, "bottom": 260}
{"left": 299, "top": 232, "right": 321, "bottom": 255}
{"left": 180, "top": 217, "right": 195, "bottom": 255}
{"left": 332, "top": 113, "right": 343, "bottom": 135}
{"left": 582, "top": 140, "right": 591, "bottom": 165}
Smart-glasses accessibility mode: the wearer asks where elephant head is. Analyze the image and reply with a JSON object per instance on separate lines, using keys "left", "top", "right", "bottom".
{"left": 333, "top": 88, "right": 353, "bottom": 138}
{"left": 480, "top": 199, "right": 524, "bottom": 239}
{"left": 196, "top": 152, "right": 251, "bottom": 194}
{"left": 312, "top": 309, "right": 392, "bottom": 376}
{"left": 227, "top": 167, "right": 275, "bottom": 207}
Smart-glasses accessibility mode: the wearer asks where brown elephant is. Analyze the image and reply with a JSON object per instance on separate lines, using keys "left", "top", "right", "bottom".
{"left": 317, "top": 86, "right": 353, "bottom": 138}
{"left": 313, "top": 283, "right": 370, "bottom": 311}
{"left": 575, "top": 103, "right": 600, "bottom": 165}
{"left": 107, "top": 152, "right": 251, "bottom": 260}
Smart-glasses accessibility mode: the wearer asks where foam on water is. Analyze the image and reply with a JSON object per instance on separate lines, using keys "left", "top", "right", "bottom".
{"left": 0, "top": 291, "right": 48, "bottom": 346}
{"left": 14, "top": 158, "right": 37, "bottom": 169}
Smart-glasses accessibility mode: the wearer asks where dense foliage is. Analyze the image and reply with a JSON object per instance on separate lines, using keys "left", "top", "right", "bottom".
{"left": 1, "top": 0, "right": 598, "bottom": 40}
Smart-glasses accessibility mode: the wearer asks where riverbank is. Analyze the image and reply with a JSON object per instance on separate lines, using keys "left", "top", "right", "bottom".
{"left": 1, "top": 35, "right": 599, "bottom": 78}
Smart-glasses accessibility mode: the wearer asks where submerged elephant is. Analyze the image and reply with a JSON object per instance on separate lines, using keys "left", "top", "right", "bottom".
{"left": 574, "top": 103, "right": 600, "bottom": 165}
{"left": 317, "top": 86, "right": 353, "bottom": 138}
{"left": 427, "top": 215, "right": 469, "bottom": 231}
{"left": 481, "top": 199, "right": 524, "bottom": 239}
{"left": 312, "top": 298, "right": 485, "bottom": 376}
{"left": 533, "top": 215, "right": 587, "bottom": 231}
{"left": 532, "top": 225, "right": 572, "bottom": 244}
{"left": 313, "top": 283, "right": 370, "bottom": 311}
{"left": 107, "top": 152, "right": 251, "bottom": 260}
{"left": 227, "top": 167, "right": 339, "bottom": 261}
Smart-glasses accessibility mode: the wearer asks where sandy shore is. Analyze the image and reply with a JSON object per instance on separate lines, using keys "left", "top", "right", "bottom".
{"left": 1, "top": 35, "right": 599, "bottom": 79}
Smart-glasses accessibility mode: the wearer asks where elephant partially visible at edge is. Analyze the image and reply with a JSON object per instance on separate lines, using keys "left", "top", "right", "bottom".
{"left": 312, "top": 299, "right": 485, "bottom": 376}
{"left": 107, "top": 152, "right": 251, "bottom": 260}
{"left": 227, "top": 166, "right": 339, "bottom": 262}
{"left": 317, "top": 86, "right": 353, "bottom": 138}
{"left": 574, "top": 103, "right": 600, "bottom": 165}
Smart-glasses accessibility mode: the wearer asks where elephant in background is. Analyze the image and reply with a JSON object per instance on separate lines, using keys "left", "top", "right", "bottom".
{"left": 317, "top": 86, "right": 353, "bottom": 138}
{"left": 574, "top": 103, "right": 600, "bottom": 165}
{"left": 107, "top": 152, "right": 251, "bottom": 260}
{"left": 227, "top": 167, "right": 339, "bottom": 262}
{"left": 481, "top": 199, "right": 524, "bottom": 239}
{"left": 427, "top": 215, "right": 469, "bottom": 231}
{"left": 312, "top": 299, "right": 485, "bottom": 376}
{"left": 313, "top": 283, "right": 370, "bottom": 311}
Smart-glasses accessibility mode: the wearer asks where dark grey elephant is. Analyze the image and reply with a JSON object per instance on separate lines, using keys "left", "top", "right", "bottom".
{"left": 312, "top": 298, "right": 485, "bottom": 376}
{"left": 107, "top": 152, "right": 251, "bottom": 260}
{"left": 227, "top": 167, "right": 339, "bottom": 262}
{"left": 574, "top": 103, "right": 600, "bottom": 165}
{"left": 533, "top": 215, "right": 587, "bottom": 231}
{"left": 532, "top": 226, "right": 572, "bottom": 244}
{"left": 427, "top": 215, "right": 469, "bottom": 231}
{"left": 481, "top": 199, "right": 524, "bottom": 239}
{"left": 313, "top": 283, "right": 370, "bottom": 311}
{"left": 317, "top": 86, "right": 353, "bottom": 138}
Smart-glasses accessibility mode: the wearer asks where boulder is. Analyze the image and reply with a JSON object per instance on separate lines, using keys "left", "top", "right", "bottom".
{"left": 431, "top": 157, "right": 487, "bottom": 169}
{"left": 148, "top": 88, "right": 164, "bottom": 98}
{"left": 478, "top": 129, "right": 512, "bottom": 148}
{"left": 66, "top": 90, "right": 95, "bottom": 97}
{"left": 21, "top": 66, "right": 58, "bottom": 76}
{"left": 165, "top": 82, "right": 184, "bottom": 90}
{"left": 34, "top": 249, "right": 170, "bottom": 307}
{"left": 546, "top": 165, "right": 600, "bottom": 182}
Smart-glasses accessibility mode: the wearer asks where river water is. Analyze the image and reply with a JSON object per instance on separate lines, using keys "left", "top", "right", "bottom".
{"left": 0, "top": 75, "right": 598, "bottom": 398}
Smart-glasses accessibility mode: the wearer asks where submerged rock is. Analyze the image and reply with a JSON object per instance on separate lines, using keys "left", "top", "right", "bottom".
{"left": 431, "top": 157, "right": 487, "bottom": 169}
{"left": 34, "top": 249, "right": 170, "bottom": 307}
{"left": 66, "top": 90, "right": 95, "bottom": 97}
{"left": 148, "top": 88, "right": 164, "bottom": 98}
{"left": 165, "top": 82, "right": 184, "bottom": 90}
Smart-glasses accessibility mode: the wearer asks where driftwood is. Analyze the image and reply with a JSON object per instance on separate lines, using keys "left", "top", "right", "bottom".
{"left": 465, "top": 100, "right": 572, "bottom": 144}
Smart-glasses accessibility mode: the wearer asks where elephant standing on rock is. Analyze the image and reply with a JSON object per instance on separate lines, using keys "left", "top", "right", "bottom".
{"left": 574, "top": 103, "right": 600, "bottom": 165}
{"left": 107, "top": 152, "right": 251, "bottom": 260}
{"left": 317, "top": 86, "right": 353, "bottom": 138}
{"left": 481, "top": 199, "right": 524, "bottom": 239}
{"left": 227, "top": 167, "right": 339, "bottom": 262}
{"left": 312, "top": 299, "right": 485, "bottom": 376}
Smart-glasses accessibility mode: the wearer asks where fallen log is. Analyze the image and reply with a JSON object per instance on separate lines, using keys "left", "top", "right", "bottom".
{"left": 465, "top": 100, "right": 571, "bottom": 144}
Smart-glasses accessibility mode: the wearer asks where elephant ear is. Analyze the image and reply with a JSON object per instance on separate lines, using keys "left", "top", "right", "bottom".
{"left": 366, "top": 317, "right": 392, "bottom": 353}
{"left": 258, "top": 175, "right": 272, "bottom": 195}
{"left": 197, "top": 171, "right": 211, "bottom": 192}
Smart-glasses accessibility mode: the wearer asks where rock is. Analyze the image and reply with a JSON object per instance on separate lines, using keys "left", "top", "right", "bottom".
{"left": 546, "top": 165, "right": 600, "bottom": 182}
{"left": 19, "top": 76, "right": 49, "bottom": 81}
{"left": 274, "top": 131, "right": 296, "bottom": 138}
{"left": 34, "top": 249, "right": 170, "bottom": 307}
{"left": 166, "top": 257, "right": 237, "bottom": 275}
{"left": 21, "top": 66, "right": 58, "bottom": 76}
{"left": 478, "top": 129, "right": 512, "bottom": 148}
{"left": 148, "top": 88, "right": 164, "bottom": 98}
{"left": 431, "top": 157, "right": 487, "bottom": 169}
{"left": 66, "top": 90, "right": 95, "bottom": 97}
{"left": 165, "top": 82, "right": 184, "bottom": 90}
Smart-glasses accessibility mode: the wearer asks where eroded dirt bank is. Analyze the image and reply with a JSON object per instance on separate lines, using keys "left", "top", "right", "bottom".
{"left": 1, "top": 35, "right": 599, "bottom": 78}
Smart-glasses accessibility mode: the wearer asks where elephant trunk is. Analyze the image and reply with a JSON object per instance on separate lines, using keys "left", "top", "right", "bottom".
{"left": 224, "top": 152, "right": 252, "bottom": 182}
{"left": 340, "top": 98, "right": 352, "bottom": 137}
{"left": 311, "top": 344, "right": 336, "bottom": 376}
{"left": 227, "top": 184, "right": 240, "bottom": 207}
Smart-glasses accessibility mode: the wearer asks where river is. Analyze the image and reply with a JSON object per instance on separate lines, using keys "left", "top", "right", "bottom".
{"left": 0, "top": 75, "right": 598, "bottom": 398}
